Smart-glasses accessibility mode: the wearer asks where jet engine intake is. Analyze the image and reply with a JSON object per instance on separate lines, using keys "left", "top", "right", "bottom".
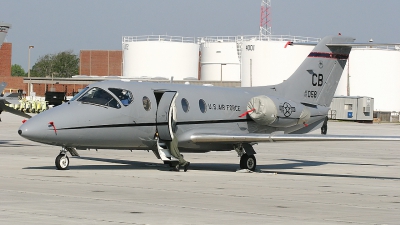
{"left": 247, "top": 95, "right": 310, "bottom": 128}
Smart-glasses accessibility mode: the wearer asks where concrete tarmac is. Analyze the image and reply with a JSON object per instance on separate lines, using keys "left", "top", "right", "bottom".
{"left": 1, "top": 113, "right": 400, "bottom": 224}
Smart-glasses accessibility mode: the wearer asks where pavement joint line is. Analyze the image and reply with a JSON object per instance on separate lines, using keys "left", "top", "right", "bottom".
{"left": 0, "top": 209, "right": 146, "bottom": 225}
{"left": 2, "top": 174, "right": 399, "bottom": 202}
{"left": 1, "top": 187, "right": 399, "bottom": 211}
{"left": 0, "top": 189, "right": 298, "bottom": 219}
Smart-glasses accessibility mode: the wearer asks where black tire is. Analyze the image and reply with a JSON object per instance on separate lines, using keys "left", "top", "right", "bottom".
{"left": 55, "top": 154, "right": 69, "bottom": 170}
{"left": 321, "top": 116, "right": 328, "bottom": 135}
{"left": 321, "top": 125, "right": 327, "bottom": 135}
{"left": 164, "top": 161, "right": 179, "bottom": 168}
{"left": 240, "top": 154, "right": 256, "bottom": 171}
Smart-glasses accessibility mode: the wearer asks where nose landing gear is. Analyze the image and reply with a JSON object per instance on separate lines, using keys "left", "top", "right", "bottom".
{"left": 54, "top": 147, "right": 79, "bottom": 170}
{"left": 55, "top": 154, "right": 69, "bottom": 170}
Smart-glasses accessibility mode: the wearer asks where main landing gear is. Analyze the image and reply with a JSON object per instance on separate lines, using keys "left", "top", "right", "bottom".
{"left": 240, "top": 154, "right": 256, "bottom": 171}
{"left": 235, "top": 144, "right": 257, "bottom": 171}
{"left": 55, "top": 147, "right": 80, "bottom": 170}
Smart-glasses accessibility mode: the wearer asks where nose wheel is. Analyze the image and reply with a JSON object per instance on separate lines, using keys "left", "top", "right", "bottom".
{"left": 240, "top": 154, "right": 256, "bottom": 171}
{"left": 55, "top": 154, "right": 69, "bottom": 170}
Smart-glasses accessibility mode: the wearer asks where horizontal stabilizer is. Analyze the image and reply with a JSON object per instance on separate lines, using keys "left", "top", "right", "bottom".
{"left": 190, "top": 133, "right": 400, "bottom": 143}
{"left": 326, "top": 43, "right": 400, "bottom": 47}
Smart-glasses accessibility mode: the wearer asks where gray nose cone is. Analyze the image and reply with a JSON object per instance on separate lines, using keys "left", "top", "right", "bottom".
{"left": 18, "top": 129, "right": 22, "bottom": 135}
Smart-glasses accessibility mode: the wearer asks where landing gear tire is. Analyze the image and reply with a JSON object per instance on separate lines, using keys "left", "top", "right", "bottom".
{"left": 55, "top": 154, "right": 69, "bottom": 170}
{"left": 240, "top": 154, "right": 256, "bottom": 171}
{"left": 165, "top": 161, "right": 179, "bottom": 167}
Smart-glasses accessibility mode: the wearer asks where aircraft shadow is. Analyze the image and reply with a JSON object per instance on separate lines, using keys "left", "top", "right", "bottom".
{"left": 23, "top": 157, "right": 400, "bottom": 180}
{"left": 24, "top": 156, "right": 162, "bottom": 171}
{"left": 0, "top": 140, "right": 40, "bottom": 147}
{"left": 260, "top": 159, "right": 400, "bottom": 180}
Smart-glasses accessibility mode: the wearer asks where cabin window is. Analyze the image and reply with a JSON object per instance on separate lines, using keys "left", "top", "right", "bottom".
{"left": 142, "top": 96, "right": 151, "bottom": 111}
{"left": 199, "top": 99, "right": 207, "bottom": 113}
{"left": 77, "top": 87, "right": 120, "bottom": 109}
{"left": 70, "top": 86, "right": 89, "bottom": 101}
{"left": 181, "top": 98, "right": 189, "bottom": 113}
{"left": 109, "top": 88, "right": 133, "bottom": 106}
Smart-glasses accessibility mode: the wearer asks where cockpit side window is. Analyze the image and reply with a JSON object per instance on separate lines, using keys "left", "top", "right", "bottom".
{"left": 108, "top": 88, "right": 133, "bottom": 106}
{"left": 69, "top": 86, "right": 89, "bottom": 102}
{"left": 77, "top": 87, "right": 120, "bottom": 109}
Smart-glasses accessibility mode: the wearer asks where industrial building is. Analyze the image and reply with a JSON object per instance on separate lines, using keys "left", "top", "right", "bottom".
{"left": 328, "top": 96, "right": 374, "bottom": 122}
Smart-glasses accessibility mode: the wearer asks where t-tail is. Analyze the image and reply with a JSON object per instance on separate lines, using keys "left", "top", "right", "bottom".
{"left": 0, "top": 82, "right": 6, "bottom": 95}
{"left": 0, "top": 23, "right": 12, "bottom": 48}
{"left": 275, "top": 35, "right": 355, "bottom": 107}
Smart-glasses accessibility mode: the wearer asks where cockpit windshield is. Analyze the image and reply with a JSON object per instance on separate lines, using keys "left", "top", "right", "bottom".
{"left": 69, "top": 86, "right": 89, "bottom": 102}
{"left": 108, "top": 88, "right": 133, "bottom": 106}
{"left": 77, "top": 87, "right": 121, "bottom": 109}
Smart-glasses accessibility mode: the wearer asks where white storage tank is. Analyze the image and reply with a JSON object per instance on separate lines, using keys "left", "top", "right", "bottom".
{"left": 345, "top": 47, "right": 400, "bottom": 111}
{"left": 122, "top": 35, "right": 199, "bottom": 80}
{"left": 199, "top": 37, "right": 240, "bottom": 81}
{"left": 240, "top": 36, "right": 319, "bottom": 87}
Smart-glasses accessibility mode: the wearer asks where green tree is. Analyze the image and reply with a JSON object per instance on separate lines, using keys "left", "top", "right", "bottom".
{"left": 30, "top": 54, "right": 53, "bottom": 77}
{"left": 30, "top": 50, "right": 79, "bottom": 78}
{"left": 52, "top": 50, "right": 79, "bottom": 77}
{"left": 11, "top": 64, "right": 26, "bottom": 77}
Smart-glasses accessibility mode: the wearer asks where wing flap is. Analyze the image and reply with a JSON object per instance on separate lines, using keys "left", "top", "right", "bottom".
{"left": 190, "top": 133, "right": 400, "bottom": 143}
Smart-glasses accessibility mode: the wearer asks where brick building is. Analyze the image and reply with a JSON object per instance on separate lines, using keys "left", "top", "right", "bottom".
{"left": 1, "top": 45, "right": 202, "bottom": 97}
{"left": 80, "top": 50, "right": 122, "bottom": 76}
{"left": 0, "top": 43, "right": 25, "bottom": 93}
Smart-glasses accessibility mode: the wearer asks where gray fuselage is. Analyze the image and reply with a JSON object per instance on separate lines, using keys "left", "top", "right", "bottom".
{"left": 18, "top": 80, "right": 328, "bottom": 152}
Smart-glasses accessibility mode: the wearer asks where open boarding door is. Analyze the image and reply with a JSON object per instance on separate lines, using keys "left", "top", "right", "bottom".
{"left": 155, "top": 91, "right": 178, "bottom": 141}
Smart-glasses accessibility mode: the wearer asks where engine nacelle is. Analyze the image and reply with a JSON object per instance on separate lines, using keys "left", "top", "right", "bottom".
{"left": 247, "top": 95, "right": 310, "bottom": 128}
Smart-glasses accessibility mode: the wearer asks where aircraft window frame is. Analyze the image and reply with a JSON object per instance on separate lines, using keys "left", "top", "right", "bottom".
{"left": 69, "top": 86, "right": 89, "bottom": 102}
{"left": 181, "top": 98, "right": 190, "bottom": 113}
{"left": 77, "top": 87, "right": 121, "bottom": 109}
{"left": 108, "top": 88, "right": 133, "bottom": 106}
{"left": 142, "top": 96, "right": 151, "bottom": 111}
{"left": 199, "top": 99, "right": 207, "bottom": 113}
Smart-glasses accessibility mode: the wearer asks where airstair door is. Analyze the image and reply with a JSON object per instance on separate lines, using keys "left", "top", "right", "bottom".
{"left": 156, "top": 91, "right": 178, "bottom": 141}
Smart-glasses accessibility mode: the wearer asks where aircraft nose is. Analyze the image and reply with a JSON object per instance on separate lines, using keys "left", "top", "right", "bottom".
{"left": 18, "top": 120, "right": 36, "bottom": 140}
{"left": 18, "top": 116, "right": 52, "bottom": 143}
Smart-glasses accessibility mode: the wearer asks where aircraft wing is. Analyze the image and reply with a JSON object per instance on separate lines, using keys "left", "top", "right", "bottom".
{"left": 190, "top": 133, "right": 400, "bottom": 143}
{"left": 0, "top": 101, "right": 32, "bottom": 119}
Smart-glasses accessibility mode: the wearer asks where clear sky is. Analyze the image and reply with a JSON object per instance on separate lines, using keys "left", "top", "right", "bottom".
{"left": 2, "top": 0, "right": 399, "bottom": 71}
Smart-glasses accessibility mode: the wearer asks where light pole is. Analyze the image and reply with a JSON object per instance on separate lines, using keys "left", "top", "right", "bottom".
{"left": 27, "top": 45, "right": 34, "bottom": 96}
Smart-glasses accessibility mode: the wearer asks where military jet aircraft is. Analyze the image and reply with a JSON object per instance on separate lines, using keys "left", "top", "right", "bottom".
{"left": 0, "top": 82, "right": 32, "bottom": 121}
{"left": 18, "top": 35, "right": 400, "bottom": 171}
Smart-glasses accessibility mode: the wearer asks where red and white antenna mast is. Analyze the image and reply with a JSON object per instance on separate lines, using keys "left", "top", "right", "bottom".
{"left": 259, "top": 0, "right": 271, "bottom": 36}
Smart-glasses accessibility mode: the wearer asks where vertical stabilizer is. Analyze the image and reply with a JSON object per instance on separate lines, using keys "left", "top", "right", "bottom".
{"left": 0, "top": 23, "right": 12, "bottom": 48}
{"left": 276, "top": 36, "right": 354, "bottom": 106}
{"left": 0, "top": 82, "right": 6, "bottom": 94}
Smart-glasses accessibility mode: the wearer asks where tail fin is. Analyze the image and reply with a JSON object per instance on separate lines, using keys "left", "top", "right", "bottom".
{"left": 276, "top": 35, "right": 354, "bottom": 106}
{"left": 0, "top": 23, "right": 12, "bottom": 48}
{"left": 0, "top": 82, "right": 6, "bottom": 95}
